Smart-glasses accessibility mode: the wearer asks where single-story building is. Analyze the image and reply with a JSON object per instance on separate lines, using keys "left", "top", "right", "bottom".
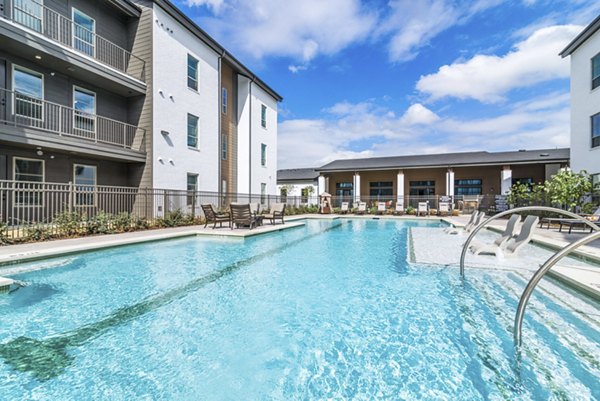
{"left": 276, "top": 168, "right": 320, "bottom": 205}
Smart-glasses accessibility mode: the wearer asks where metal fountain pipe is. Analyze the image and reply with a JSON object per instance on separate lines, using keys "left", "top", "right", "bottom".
{"left": 514, "top": 230, "right": 600, "bottom": 347}
{"left": 459, "top": 206, "right": 599, "bottom": 277}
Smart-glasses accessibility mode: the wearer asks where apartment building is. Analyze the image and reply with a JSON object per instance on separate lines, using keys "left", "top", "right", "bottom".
{"left": 561, "top": 14, "right": 600, "bottom": 189}
{"left": 0, "top": 0, "right": 281, "bottom": 201}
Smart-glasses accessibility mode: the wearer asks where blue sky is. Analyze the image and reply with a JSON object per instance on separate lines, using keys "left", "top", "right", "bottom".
{"left": 174, "top": 0, "right": 600, "bottom": 168}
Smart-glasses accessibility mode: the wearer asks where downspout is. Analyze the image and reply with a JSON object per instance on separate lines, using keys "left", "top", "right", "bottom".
{"left": 249, "top": 76, "right": 255, "bottom": 197}
{"left": 217, "top": 50, "right": 225, "bottom": 201}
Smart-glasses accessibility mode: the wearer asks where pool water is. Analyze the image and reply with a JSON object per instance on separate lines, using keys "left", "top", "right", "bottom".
{"left": 0, "top": 219, "right": 599, "bottom": 400}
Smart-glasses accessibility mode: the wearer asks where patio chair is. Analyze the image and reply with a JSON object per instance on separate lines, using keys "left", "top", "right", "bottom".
{"left": 445, "top": 210, "right": 482, "bottom": 234}
{"left": 503, "top": 215, "right": 539, "bottom": 256}
{"left": 376, "top": 202, "right": 386, "bottom": 215}
{"left": 230, "top": 203, "right": 258, "bottom": 230}
{"left": 340, "top": 202, "right": 349, "bottom": 214}
{"left": 438, "top": 202, "right": 450, "bottom": 216}
{"left": 539, "top": 207, "right": 600, "bottom": 233}
{"left": 416, "top": 202, "right": 429, "bottom": 217}
{"left": 393, "top": 201, "right": 404, "bottom": 216}
{"left": 470, "top": 214, "right": 521, "bottom": 255}
{"left": 200, "top": 204, "right": 230, "bottom": 229}
{"left": 250, "top": 202, "right": 262, "bottom": 215}
{"left": 264, "top": 203, "right": 286, "bottom": 225}
{"left": 355, "top": 202, "right": 367, "bottom": 215}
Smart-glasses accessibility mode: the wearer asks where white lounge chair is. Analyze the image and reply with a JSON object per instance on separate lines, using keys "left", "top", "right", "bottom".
{"left": 355, "top": 202, "right": 367, "bottom": 215}
{"left": 417, "top": 202, "right": 429, "bottom": 216}
{"left": 470, "top": 214, "right": 521, "bottom": 255}
{"left": 503, "top": 215, "right": 539, "bottom": 256}
{"left": 438, "top": 202, "right": 450, "bottom": 216}
{"left": 445, "top": 210, "right": 479, "bottom": 233}
{"left": 393, "top": 201, "right": 404, "bottom": 215}
{"left": 340, "top": 202, "right": 349, "bottom": 214}
{"left": 376, "top": 202, "right": 386, "bottom": 215}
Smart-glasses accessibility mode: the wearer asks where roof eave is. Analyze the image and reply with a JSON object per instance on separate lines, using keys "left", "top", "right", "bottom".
{"left": 107, "top": 0, "right": 142, "bottom": 17}
{"left": 560, "top": 14, "right": 600, "bottom": 57}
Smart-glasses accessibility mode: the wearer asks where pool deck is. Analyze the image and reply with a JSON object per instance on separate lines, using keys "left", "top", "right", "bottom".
{"left": 0, "top": 221, "right": 305, "bottom": 266}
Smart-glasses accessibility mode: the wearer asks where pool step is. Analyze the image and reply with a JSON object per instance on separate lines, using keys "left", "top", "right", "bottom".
{"left": 0, "top": 276, "right": 14, "bottom": 294}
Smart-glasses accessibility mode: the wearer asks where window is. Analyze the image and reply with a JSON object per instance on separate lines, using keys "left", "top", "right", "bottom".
{"left": 13, "top": 66, "right": 43, "bottom": 120}
{"left": 221, "top": 134, "right": 227, "bottom": 160}
{"left": 261, "top": 104, "right": 267, "bottom": 128}
{"left": 222, "top": 179, "right": 227, "bottom": 194}
{"left": 512, "top": 177, "right": 533, "bottom": 186}
{"left": 369, "top": 181, "right": 393, "bottom": 198}
{"left": 14, "top": 0, "right": 42, "bottom": 32}
{"left": 73, "top": 86, "right": 96, "bottom": 134}
{"left": 592, "top": 112, "right": 600, "bottom": 148}
{"left": 222, "top": 87, "right": 227, "bottom": 114}
{"left": 187, "top": 113, "right": 199, "bottom": 148}
{"left": 593, "top": 53, "right": 600, "bottom": 90}
{"left": 74, "top": 164, "right": 97, "bottom": 206}
{"left": 187, "top": 54, "right": 198, "bottom": 90}
{"left": 73, "top": 9, "right": 95, "bottom": 57}
{"left": 454, "top": 179, "right": 482, "bottom": 196}
{"left": 261, "top": 143, "right": 267, "bottom": 166}
{"left": 301, "top": 187, "right": 310, "bottom": 203}
{"left": 409, "top": 180, "right": 435, "bottom": 196}
{"left": 335, "top": 182, "right": 353, "bottom": 199}
{"left": 13, "top": 157, "right": 44, "bottom": 206}
{"left": 261, "top": 183, "right": 267, "bottom": 204}
{"left": 187, "top": 173, "right": 198, "bottom": 206}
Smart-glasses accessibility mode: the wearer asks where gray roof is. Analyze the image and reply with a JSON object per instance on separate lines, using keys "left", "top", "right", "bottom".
{"left": 317, "top": 148, "right": 570, "bottom": 172}
{"left": 560, "top": 14, "right": 600, "bottom": 57}
{"left": 277, "top": 168, "right": 319, "bottom": 182}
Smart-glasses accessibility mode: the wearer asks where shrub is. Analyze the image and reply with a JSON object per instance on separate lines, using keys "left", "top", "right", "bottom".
{"left": 113, "top": 212, "right": 134, "bottom": 232}
{"left": 160, "top": 209, "right": 193, "bottom": 227}
{"left": 406, "top": 206, "right": 415, "bottom": 215}
{"left": 0, "top": 222, "right": 11, "bottom": 245}
{"left": 87, "top": 212, "right": 113, "bottom": 235}
{"left": 24, "top": 225, "right": 53, "bottom": 242}
{"left": 132, "top": 215, "right": 150, "bottom": 230}
{"left": 54, "top": 211, "right": 85, "bottom": 237}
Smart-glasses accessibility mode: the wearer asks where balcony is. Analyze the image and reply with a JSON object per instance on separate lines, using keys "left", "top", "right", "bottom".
{"left": 0, "top": 88, "right": 146, "bottom": 160}
{"left": 1, "top": 0, "right": 146, "bottom": 83}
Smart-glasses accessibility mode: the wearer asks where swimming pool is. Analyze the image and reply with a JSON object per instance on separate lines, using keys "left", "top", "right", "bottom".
{"left": 0, "top": 219, "right": 599, "bottom": 400}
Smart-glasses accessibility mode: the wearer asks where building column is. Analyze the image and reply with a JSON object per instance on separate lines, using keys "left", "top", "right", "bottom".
{"left": 500, "top": 166, "right": 512, "bottom": 194}
{"left": 446, "top": 168, "right": 455, "bottom": 197}
{"left": 397, "top": 170, "right": 404, "bottom": 204}
{"left": 318, "top": 175, "right": 326, "bottom": 195}
{"left": 353, "top": 172, "right": 361, "bottom": 202}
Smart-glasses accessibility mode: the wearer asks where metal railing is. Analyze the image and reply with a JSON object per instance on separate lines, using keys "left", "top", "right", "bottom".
{"left": 0, "top": 180, "right": 320, "bottom": 241}
{"left": 0, "top": 88, "right": 144, "bottom": 149}
{"left": 2, "top": 0, "right": 146, "bottom": 82}
{"left": 326, "top": 195, "right": 500, "bottom": 213}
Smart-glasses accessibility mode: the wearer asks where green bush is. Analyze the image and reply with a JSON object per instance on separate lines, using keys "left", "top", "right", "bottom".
{"left": 0, "top": 222, "right": 11, "bottom": 245}
{"left": 159, "top": 209, "right": 194, "bottom": 227}
{"left": 87, "top": 212, "right": 113, "bottom": 235}
{"left": 24, "top": 225, "right": 53, "bottom": 241}
{"left": 54, "top": 211, "right": 85, "bottom": 237}
{"left": 113, "top": 212, "right": 134, "bottom": 232}
{"left": 132, "top": 215, "right": 150, "bottom": 230}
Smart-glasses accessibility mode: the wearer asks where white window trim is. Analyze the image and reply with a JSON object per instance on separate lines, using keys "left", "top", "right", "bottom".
{"left": 221, "top": 134, "right": 227, "bottom": 160}
{"left": 72, "top": 8, "right": 96, "bottom": 58}
{"left": 187, "top": 113, "right": 199, "bottom": 149}
{"left": 187, "top": 54, "right": 199, "bottom": 92}
{"left": 592, "top": 52, "right": 600, "bottom": 91}
{"left": 261, "top": 143, "right": 267, "bottom": 167}
{"left": 261, "top": 104, "right": 267, "bottom": 129}
{"left": 73, "top": 85, "right": 97, "bottom": 134}
{"left": 13, "top": 156, "right": 45, "bottom": 207}
{"left": 14, "top": 0, "right": 44, "bottom": 33}
{"left": 73, "top": 163, "right": 97, "bottom": 207}
{"left": 222, "top": 87, "right": 227, "bottom": 114}
{"left": 12, "top": 64, "right": 44, "bottom": 121}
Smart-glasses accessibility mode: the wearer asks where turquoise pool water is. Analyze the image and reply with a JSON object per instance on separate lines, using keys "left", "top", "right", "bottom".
{"left": 0, "top": 219, "right": 599, "bottom": 400}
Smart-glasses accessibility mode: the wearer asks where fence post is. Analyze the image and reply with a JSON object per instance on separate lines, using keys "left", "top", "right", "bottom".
{"left": 191, "top": 190, "right": 196, "bottom": 219}
{"left": 68, "top": 181, "right": 74, "bottom": 213}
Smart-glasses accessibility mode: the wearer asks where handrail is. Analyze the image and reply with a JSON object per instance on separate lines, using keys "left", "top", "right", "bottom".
{"left": 459, "top": 206, "right": 599, "bottom": 276}
{"left": 0, "top": 88, "right": 144, "bottom": 149}
{"left": 3, "top": 0, "right": 146, "bottom": 81}
{"left": 513, "top": 230, "right": 600, "bottom": 347}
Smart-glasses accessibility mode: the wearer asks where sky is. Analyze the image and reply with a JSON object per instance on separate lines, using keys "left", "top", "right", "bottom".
{"left": 174, "top": 0, "right": 600, "bottom": 169}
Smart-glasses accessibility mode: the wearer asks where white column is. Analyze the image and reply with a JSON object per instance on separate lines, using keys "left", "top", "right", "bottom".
{"left": 397, "top": 170, "right": 404, "bottom": 204}
{"left": 353, "top": 172, "right": 361, "bottom": 202}
{"left": 318, "top": 175, "right": 326, "bottom": 195}
{"left": 446, "top": 169, "right": 455, "bottom": 197}
{"left": 500, "top": 166, "right": 512, "bottom": 194}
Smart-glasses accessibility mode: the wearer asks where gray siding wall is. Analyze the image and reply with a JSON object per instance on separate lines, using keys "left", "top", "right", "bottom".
{"left": 0, "top": 145, "right": 138, "bottom": 186}
{"left": 0, "top": 51, "right": 142, "bottom": 126}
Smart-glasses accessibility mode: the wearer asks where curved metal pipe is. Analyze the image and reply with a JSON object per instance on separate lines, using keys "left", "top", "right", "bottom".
{"left": 459, "top": 206, "right": 599, "bottom": 277}
{"left": 514, "top": 230, "right": 600, "bottom": 347}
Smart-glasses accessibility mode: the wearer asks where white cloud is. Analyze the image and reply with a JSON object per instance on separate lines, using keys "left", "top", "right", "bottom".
{"left": 185, "top": 0, "right": 225, "bottom": 13}
{"left": 416, "top": 25, "right": 582, "bottom": 102}
{"left": 194, "top": 0, "right": 376, "bottom": 64}
{"left": 400, "top": 104, "right": 440, "bottom": 125}
{"left": 278, "top": 95, "right": 569, "bottom": 168}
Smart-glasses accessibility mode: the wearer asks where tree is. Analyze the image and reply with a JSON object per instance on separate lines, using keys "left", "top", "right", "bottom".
{"left": 544, "top": 170, "right": 592, "bottom": 211}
